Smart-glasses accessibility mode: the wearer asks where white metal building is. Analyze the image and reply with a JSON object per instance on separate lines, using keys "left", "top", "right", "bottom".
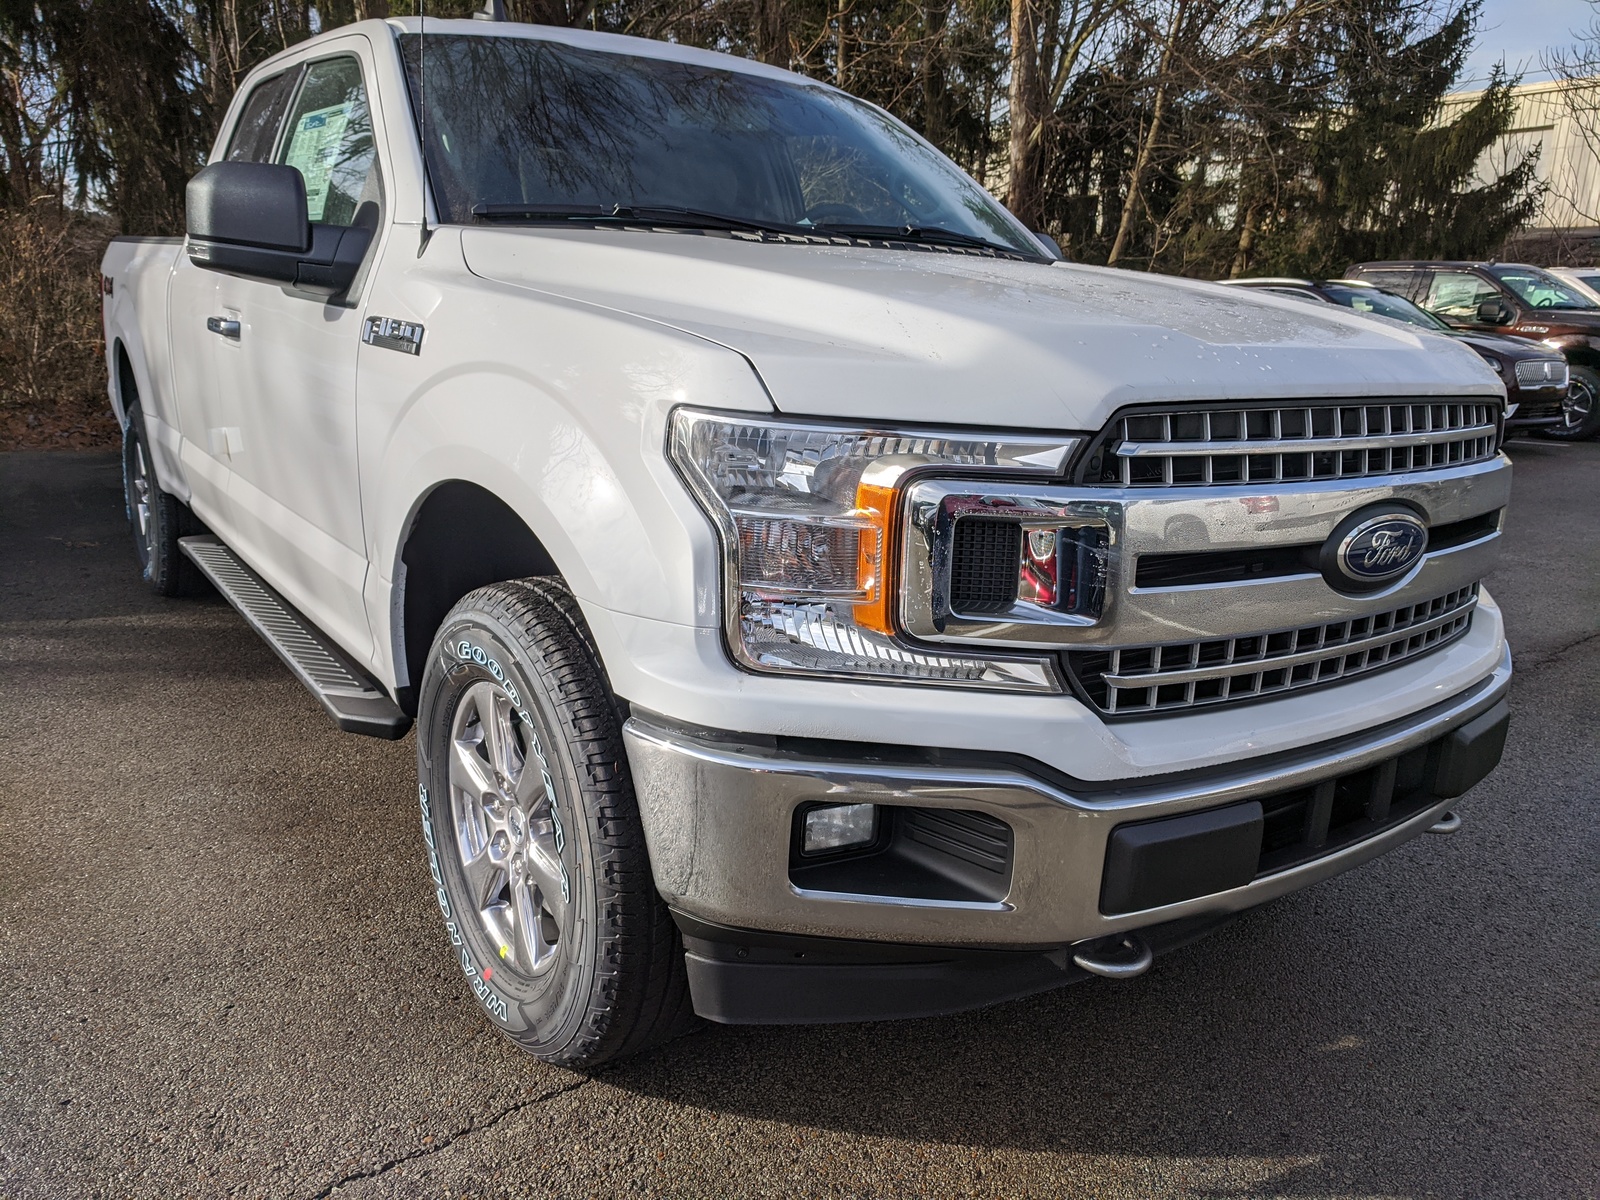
{"left": 1445, "top": 76, "right": 1600, "bottom": 240}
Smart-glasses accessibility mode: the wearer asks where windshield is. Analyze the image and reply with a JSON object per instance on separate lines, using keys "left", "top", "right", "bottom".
{"left": 399, "top": 34, "right": 1041, "bottom": 257}
{"left": 1487, "top": 265, "right": 1600, "bottom": 310}
{"left": 1321, "top": 284, "right": 1450, "bottom": 331}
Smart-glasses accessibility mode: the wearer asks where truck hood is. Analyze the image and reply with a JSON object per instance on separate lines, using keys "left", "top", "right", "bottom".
{"left": 462, "top": 228, "right": 1499, "bottom": 429}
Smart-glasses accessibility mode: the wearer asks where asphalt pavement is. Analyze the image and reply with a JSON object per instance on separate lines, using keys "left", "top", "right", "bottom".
{"left": 0, "top": 441, "right": 1595, "bottom": 1200}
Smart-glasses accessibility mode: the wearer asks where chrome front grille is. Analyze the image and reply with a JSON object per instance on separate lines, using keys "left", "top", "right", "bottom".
{"left": 1067, "top": 584, "right": 1479, "bottom": 716}
{"left": 1082, "top": 401, "right": 1501, "bottom": 487}
{"left": 1514, "top": 359, "right": 1568, "bottom": 390}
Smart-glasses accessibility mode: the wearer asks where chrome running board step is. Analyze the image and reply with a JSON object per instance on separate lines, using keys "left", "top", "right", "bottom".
{"left": 179, "top": 535, "right": 410, "bottom": 740}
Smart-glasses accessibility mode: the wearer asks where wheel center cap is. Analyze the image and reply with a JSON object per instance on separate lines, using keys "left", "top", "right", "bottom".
{"left": 507, "top": 806, "right": 527, "bottom": 843}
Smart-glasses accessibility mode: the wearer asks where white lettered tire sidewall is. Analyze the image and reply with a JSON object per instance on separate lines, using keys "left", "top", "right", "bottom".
{"left": 416, "top": 611, "right": 597, "bottom": 1058}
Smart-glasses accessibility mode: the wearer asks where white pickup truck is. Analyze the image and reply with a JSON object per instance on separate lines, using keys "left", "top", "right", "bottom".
{"left": 101, "top": 17, "right": 1513, "bottom": 1067}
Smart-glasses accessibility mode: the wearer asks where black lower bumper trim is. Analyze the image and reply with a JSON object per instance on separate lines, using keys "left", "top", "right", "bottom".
{"left": 674, "top": 912, "right": 1232, "bottom": 1025}
{"left": 1097, "top": 697, "right": 1510, "bottom": 915}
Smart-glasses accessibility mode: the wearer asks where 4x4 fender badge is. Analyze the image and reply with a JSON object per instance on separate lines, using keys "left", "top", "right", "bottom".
{"left": 363, "top": 314, "right": 424, "bottom": 355}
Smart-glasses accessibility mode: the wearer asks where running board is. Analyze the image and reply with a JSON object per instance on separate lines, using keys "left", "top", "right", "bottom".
{"left": 179, "top": 535, "right": 411, "bottom": 740}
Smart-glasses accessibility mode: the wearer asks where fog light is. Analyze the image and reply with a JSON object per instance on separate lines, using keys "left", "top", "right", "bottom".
{"left": 802, "top": 803, "right": 878, "bottom": 854}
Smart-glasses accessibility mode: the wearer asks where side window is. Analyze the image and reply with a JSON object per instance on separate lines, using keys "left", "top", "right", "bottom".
{"left": 1350, "top": 269, "right": 1421, "bottom": 301}
{"left": 1424, "top": 271, "right": 1501, "bottom": 321}
{"left": 224, "top": 70, "right": 299, "bottom": 163}
{"left": 276, "top": 56, "right": 381, "bottom": 228}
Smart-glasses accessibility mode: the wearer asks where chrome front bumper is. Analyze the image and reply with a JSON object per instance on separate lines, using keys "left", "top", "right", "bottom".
{"left": 623, "top": 647, "right": 1511, "bottom": 949}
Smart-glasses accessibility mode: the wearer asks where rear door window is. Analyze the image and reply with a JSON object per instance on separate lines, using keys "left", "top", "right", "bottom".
{"left": 1348, "top": 268, "right": 1423, "bottom": 302}
{"left": 224, "top": 70, "right": 299, "bottom": 163}
{"left": 276, "top": 56, "right": 381, "bottom": 228}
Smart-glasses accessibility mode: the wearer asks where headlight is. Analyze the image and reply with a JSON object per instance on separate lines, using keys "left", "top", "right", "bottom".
{"left": 668, "top": 410, "right": 1079, "bottom": 690}
{"left": 1483, "top": 354, "right": 1505, "bottom": 376}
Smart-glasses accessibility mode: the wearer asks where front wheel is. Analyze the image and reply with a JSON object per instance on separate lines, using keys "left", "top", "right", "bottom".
{"left": 1537, "top": 365, "right": 1600, "bottom": 440}
{"left": 415, "top": 578, "right": 695, "bottom": 1067}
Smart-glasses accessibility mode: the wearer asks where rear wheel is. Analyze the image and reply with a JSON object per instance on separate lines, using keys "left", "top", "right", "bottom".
{"left": 1537, "top": 366, "right": 1600, "bottom": 440}
{"left": 121, "top": 403, "right": 205, "bottom": 595}
{"left": 415, "top": 578, "right": 696, "bottom": 1067}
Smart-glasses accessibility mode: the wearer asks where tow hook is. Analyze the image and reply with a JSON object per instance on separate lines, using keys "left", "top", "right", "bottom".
{"left": 1428, "top": 810, "right": 1463, "bottom": 835}
{"left": 1071, "top": 932, "right": 1154, "bottom": 980}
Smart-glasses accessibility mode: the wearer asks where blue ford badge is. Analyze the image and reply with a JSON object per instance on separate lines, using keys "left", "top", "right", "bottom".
{"left": 1326, "top": 509, "right": 1428, "bottom": 589}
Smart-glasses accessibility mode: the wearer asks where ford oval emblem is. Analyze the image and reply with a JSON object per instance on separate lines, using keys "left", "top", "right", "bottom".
{"left": 1324, "top": 509, "right": 1429, "bottom": 590}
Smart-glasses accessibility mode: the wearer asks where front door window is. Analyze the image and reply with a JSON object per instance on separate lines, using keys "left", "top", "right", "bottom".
{"left": 277, "top": 57, "right": 381, "bottom": 228}
{"left": 1423, "top": 271, "right": 1503, "bottom": 323}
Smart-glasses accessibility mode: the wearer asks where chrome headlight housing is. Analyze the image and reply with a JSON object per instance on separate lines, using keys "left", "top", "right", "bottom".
{"left": 668, "top": 410, "right": 1079, "bottom": 691}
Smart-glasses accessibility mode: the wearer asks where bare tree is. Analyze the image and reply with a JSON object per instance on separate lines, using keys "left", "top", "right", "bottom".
{"left": 1006, "top": 0, "right": 1131, "bottom": 227}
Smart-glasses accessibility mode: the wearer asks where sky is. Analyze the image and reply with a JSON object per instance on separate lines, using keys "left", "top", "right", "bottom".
{"left": 1459, "top": 0, "right": 1589, "bottom": 88}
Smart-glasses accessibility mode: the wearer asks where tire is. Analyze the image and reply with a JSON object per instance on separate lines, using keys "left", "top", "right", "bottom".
{"left": 415, "top": 578, "right": 696, "bottom": 1068}
{"left": 121, "top": 402, "right": 206, "bottom": 596}
{"left": 1537, "top": 365, "right": 1600, "bottom": 441}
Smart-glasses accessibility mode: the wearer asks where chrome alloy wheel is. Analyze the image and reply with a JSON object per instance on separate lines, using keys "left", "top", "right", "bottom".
{"left": 448, "top": 681, "right": 568, "bottom": 976}
{"left": 130, "top": 440, "right": 155, "bottom": 564}
{"left": 1561, "top": 376, "right": 1596, "bottom": 432}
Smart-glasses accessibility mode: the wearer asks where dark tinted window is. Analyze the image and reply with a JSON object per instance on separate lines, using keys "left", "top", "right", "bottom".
{"left": 398, "top": 34, "right": 1039, "bottom": 255}
{"left": 225, "top": 70, "right": 299, "bottom": 163}
{"left": 1321, "top": 285, "right": 1448, "bottom": 331}
{"left": 1259, "top": 287, "right": 1325, "bottom": 305}
{"left": 276, "top": 56, "right": 381, "bottom": 228}
{"left": 1348, "top": 268, "right": 1423, "bottom": 302}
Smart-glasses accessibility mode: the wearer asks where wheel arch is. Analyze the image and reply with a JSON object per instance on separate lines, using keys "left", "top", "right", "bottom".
{"left": 1562, "top": 347, "right": 1600, "bottom": 373}
{"left": 112, "top": 338, "right": 138, "bottom": 427}
{"left": 392, "top": 479, "right": 563, "bottom": 716}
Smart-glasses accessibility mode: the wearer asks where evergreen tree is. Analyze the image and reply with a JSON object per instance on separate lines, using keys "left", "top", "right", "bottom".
{"left": 1261, "top": 0, "right": 1542, "bottom": 275}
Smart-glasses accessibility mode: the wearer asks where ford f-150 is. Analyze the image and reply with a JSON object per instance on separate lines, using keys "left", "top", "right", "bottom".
{"left": 101, "top": 17, "right": 1513, "bottom": 1066}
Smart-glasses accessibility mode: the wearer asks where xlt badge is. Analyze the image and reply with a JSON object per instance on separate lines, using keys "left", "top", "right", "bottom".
{"left": 363, "top": 315, "right": 424, "bottom": 356}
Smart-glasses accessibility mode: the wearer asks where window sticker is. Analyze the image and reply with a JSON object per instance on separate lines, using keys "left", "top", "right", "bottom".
{"left": 284, "top": 102, "right": 353, "bottom": 222}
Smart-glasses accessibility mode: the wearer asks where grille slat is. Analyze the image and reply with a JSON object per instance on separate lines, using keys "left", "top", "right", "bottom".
{"left": 1070, "top": 585, "right": 1480, "bottom": 716}
{"left": 1091, "top": 401, "right": 1499, "bottom": 487}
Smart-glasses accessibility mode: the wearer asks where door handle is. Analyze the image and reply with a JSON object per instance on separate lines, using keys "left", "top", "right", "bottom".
{"left": 206, "top": 316, "right": 241, "bottom": 339}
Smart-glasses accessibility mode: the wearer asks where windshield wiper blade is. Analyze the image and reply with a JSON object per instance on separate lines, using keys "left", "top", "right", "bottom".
{"left": 613, "top": 205, "right": 807, "bottom": 236}
{"left": 811, "top": 223, "right": 1028, "bottom": 255}
{"left": 470, "top": 202, "right": 803, "bottom": 238}
{"left": 471, "top": 203, "right": 610, "bottom": 221}
{"left": 468, "top": 206, "right": 1033, "bottom": 255}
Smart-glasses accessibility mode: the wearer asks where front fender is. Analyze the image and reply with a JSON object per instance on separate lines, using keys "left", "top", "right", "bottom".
{"left": 357, "top": 260, "right": 772, "bottom": 687}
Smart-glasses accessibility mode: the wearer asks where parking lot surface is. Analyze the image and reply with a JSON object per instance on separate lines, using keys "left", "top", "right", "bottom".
{"left": 0, "top": 441, "right": 1596, "bottom": 1200}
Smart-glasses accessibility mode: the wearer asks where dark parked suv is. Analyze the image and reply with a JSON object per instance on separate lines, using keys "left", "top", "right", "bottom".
{"left": 1344, "top": 261, "right": 1600, "bottom": 439}
{"left": 1223, "top": 277, "right": 1570, "bottom": 433}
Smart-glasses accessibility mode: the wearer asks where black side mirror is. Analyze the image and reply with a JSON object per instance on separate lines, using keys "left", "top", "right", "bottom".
{"left": 1476, "top": 297, "right": 1515, "bottom": 326}
{"left": 186, "top": 161, "right": 372, "bottom": 297}
{"left": 1031, "top": 230, "right": 1066, "bottom": 260}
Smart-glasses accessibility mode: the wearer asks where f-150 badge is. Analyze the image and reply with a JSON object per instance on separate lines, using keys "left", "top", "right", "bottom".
{"left": 363, "top": 315, "right": 424, "bottom": 356}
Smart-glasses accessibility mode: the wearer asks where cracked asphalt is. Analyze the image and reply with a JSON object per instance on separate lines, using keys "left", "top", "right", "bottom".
{"left": 1, "top": 440, "right": 1596, "bottom": 1200}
